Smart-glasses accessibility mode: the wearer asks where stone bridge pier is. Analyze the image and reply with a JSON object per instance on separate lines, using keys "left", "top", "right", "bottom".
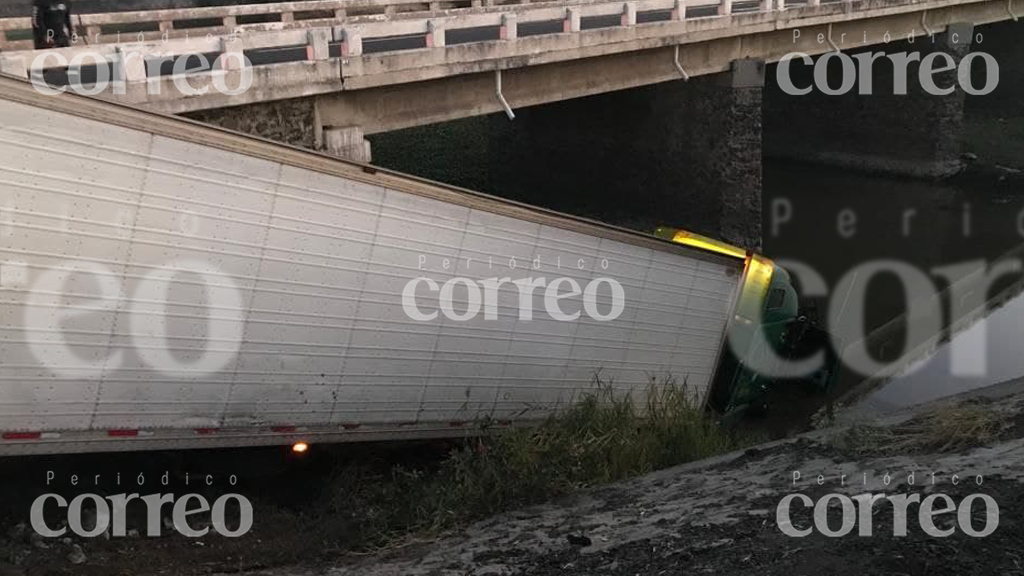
{"left": 764, "top": 22, "right": 978, "bottom": 178}
{"left": 369, "top": 58, "right": 767, "bottom": 250}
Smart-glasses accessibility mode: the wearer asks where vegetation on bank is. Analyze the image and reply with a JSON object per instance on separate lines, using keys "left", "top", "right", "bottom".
{"left": 308, "top": 378, "right": 756, "bottom": 553}
{"left": 836, "top": 401, "right": 1008, "bottom": 456}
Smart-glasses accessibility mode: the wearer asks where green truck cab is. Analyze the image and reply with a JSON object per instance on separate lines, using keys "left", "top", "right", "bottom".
{"left": 654, "top": 227, "right": 838, "bottom": 419}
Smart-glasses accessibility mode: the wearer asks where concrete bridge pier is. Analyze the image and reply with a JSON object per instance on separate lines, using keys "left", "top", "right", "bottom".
{"left": 368, "top": 58, "right": 767, "bottom": 250}
{"left": 696, "top": 59, "right": 765, "bottom": 251}
{"left": 765, "top": 23, "right": 976, "bottom": 178}
{"left": 489, "top": 57, "right": 766, "bottom": 250}
{"left": 320, "top": 125, "right": 373, "bottom": 163}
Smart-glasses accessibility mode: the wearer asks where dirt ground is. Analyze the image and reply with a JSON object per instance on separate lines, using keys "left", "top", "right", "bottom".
{"left": 3, "top": 385, "right": 1024, "bottom": 576}
{"left": 279, "top": 385, "right": 1024, "bottom": 576}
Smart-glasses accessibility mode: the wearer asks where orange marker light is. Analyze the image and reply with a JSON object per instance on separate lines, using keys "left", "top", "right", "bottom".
{"left": 292, "top": 441, "right": 309, "bottom": 454}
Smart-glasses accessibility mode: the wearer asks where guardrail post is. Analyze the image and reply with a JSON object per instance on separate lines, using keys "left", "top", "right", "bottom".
{"left": 159, "top": 21, "right": 173, "bottom": 32}
{"left": 384, "top": 5, "right": 397, "bottom": 15}
{"left": 222, "top": 16, "right": 237, "bottom": 28}
{"left": 281, "top": 12, "right": 295, "bottom": 22}
{"left": 0, "top": 56, "right": 27, "bottom": 79}
{"left": 86, "top": 25, "right": 101, "bottom": 39}
{"left": 760, "top": 0, "right": 772, "bottom": 12}
{"left": 427, "top": 20, "right": 445, "bottom": 47}
{"left": 671, "top": 0, "right": 686, "bottom": 20}
{"left": 219, "top": 35, "right": 245, "bottom": 70}
{"left": 774, "top": 0, "right": 785, "bottom": 10}
{"left": 564, "top": 8, "right": 580, "bottom": 32}
{"left": 500, "top": 13, "right": 517, "bottom": 40}
{"left": 429, "top": 2, "right": 441, "bottom": 10}
{"left": 807, "top": 0, "right": 820, "bottom": 6}
{"left": 334, "top": 8, "right": 347, "bottom": 18}
{"left": 306, "top": 28, "right": 331, "bottom": 60}
{"left": 115, "top": 47, "right": 147, "bottom": 83}
{"left": 622, "top": 2, "right": 637, "bottom": 25}
{"left": 339, "top": 28, "right": 362, "bottom": 56}
{"left": 0, "top": 31, "right": 6, "bottom": 44}
{"left": 719, "top": 0, "right": 732, "bottom": 15}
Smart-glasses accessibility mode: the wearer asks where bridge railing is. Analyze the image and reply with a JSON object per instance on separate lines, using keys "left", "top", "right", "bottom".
{"left": 0, "top": 0, "right": 840, "bottom": 109}
{"left": 0, "top": 0, "right": 743, "bottom": 75}
{"left": 0, "top": 0, "right": 530, "bottom": 51}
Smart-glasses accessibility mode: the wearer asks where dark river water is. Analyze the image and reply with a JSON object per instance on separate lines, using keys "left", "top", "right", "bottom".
{"left": 763, "top": 159, "right": 1024, "bottom": 413}
{"left": 365, "top": 20, "right": 1024, "bottom": 417}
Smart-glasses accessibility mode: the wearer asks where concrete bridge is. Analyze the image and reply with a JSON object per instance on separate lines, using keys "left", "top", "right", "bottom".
{"left": 0, "top": 0, "right": 1019, "bottom": 247}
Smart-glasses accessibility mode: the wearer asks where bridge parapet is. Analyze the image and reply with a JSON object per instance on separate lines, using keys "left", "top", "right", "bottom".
{"left": 0, "top": 0, "right": 495, "bottom": 51}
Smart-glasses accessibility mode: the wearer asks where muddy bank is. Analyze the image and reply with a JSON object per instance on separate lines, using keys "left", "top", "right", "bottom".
{"left": 235, "top": 384, "right": 1024, "bottom": 576}
{"left": 3, "top": 386, "right": 1023, "bottom": 576}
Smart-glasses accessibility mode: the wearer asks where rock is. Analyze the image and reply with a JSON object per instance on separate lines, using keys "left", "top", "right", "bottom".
{"left": 67, "top": 545, "right": 86, "bottom": 565}
{"left": 28, "top": 533, "right": 48, "bottom": 550}
{"left": 0, "top": 562, "right": 25, "bottom": 576}
{"left": 471, "top": 565, "right": 512, "bottom": 576}
{"left": 565, "top": 534, "right": 591, "bottom": 547}
{"left": 5, "top": 523, "right": 26, "bottom": 541}
{"left": 81, "top": 509, "right": 97, "bottom": 532}
{"left": 9, "top": 549, "right": 29, "bottom": 567}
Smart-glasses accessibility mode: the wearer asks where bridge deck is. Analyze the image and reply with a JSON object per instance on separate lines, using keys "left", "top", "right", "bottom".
{"left": 0, "top": 0, "right": 1014, "bottom": 117}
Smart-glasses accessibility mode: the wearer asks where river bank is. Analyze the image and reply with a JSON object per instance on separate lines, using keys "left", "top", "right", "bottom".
{"left": 239, "top": 380, "right": 1024, "bottom": 576}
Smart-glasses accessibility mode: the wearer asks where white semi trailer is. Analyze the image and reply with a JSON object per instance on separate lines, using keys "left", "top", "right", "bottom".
{"left": 0, "top": 75, "right": 797, "bottom": 456}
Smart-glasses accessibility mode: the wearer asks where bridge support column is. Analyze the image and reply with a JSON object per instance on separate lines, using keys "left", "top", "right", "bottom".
{"left": 697, "top": 59, "right": 765, "bottom": 250}
{"left": 765, "top": 23, "right": 975, "bottom": 178}
{"left": 369, "top": 58, "right": 766, "bottom": 249}
{"left": 321, "top": 126, "right": 373, "bottom": 163}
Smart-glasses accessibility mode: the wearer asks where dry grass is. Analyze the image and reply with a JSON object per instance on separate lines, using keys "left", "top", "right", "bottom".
{"left": 310, "top": 376, "right": 757, "bottom": 552}
{"left": 838, "top": 402, "right": 1008, "bottom": 455}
